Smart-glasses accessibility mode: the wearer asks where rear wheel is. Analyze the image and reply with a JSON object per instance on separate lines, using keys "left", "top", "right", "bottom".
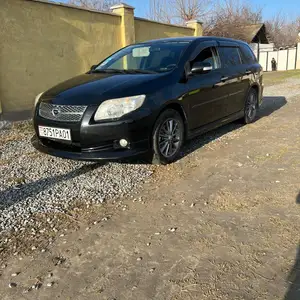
{"left": 151, "top": 109, "right": 184, "bottom": 165}
{"left": 244, "top": 88, "right": 258, "bottom": 124}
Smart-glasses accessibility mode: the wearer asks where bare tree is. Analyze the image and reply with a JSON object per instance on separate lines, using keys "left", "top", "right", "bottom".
{"left": 147, "top": 0, "right": 212, "bottom": 24}
{"left": 147, "top": 0, "right": 173, "bottom": 23}
{"left": 172, "top": 0, "right": 212, "bottom": 23}
{"left": 266, "top": 13, "right": 300, "bottom": 47}
{"left": 68, "top": 0, "right": 119, "bottom": 11}
{"left": 204, "top": 0, "right": 263, "bottom": 38}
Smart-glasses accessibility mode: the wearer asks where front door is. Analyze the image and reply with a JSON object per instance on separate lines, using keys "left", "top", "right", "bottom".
{"left": 186, "top": 44, "right": 228, "bottom": 130}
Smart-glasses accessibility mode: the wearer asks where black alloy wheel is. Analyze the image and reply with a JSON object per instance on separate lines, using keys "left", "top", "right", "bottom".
{"left": 244, "top": 89, "right": 258, "bottom": 124}
{"left": 151, "top": 109, "right": 184, "bottom": 164}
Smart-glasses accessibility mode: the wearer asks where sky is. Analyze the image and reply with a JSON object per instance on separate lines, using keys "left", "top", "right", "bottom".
{"left": 57, "top": 0, "right": 300, "bottom": 21}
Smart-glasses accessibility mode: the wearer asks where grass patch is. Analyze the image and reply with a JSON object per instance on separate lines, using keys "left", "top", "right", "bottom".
{"left": 263, "top": 69, "right": 300, "bottom": 86}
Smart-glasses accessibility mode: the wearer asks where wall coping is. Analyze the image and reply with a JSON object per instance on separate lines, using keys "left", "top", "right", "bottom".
{"left": 186, "top": 19, "right": 203, "bottom": 25}
{"left": 24, "top": 0, "right": 121, "bottom": 17}
{"left": 111, "top": 3, "right": 135, "bottom": 10}
{"left": 134, "top": 17, "right": 194, "bottom": 31}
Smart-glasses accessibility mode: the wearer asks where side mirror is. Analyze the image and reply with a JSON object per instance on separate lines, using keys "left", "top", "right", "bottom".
{"left": 90, "top": 65, "right": 97, "bottom": 71}
{"left": 191, "top": 62, "right": 213, "bottom": 74}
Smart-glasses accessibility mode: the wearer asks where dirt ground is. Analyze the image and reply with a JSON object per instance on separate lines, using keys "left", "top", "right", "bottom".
{"left": 0, "top": 73, "right": 300, "bottom": 300}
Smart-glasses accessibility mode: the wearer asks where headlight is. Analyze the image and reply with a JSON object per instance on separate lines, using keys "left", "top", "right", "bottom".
{"left": 34, "top": 92, "right": 44, "bottom": 107}
{"left": 94, "top": 95, "right": 146, "bottom": 121}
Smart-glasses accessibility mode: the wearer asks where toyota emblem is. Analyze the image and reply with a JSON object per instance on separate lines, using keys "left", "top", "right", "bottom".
{"left": 52, "top": 107, "right": 60, "bottom": 117}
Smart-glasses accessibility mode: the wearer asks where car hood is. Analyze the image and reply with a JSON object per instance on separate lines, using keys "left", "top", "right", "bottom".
{"left": 41, "top": 72, "right": 169, "bottom": 105}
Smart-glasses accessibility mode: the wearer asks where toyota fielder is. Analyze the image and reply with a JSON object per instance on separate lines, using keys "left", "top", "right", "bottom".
{"left": 32, "top": 37, "right": 263, "bottom": 164}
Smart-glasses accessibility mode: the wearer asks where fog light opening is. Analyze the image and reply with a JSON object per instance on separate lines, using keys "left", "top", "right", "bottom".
{"left": 119, "top": 139, "right": 129, "bottom": 148}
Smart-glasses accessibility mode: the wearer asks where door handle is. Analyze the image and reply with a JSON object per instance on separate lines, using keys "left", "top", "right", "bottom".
{"left": 221, "top": 76, "right": 229, "bottom": 82}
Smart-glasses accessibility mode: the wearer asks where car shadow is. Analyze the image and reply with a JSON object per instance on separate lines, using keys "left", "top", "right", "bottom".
{"left": 283, "top": 192, "right": 300, "bottom": 300}
{"left": 0, "top": 163, "right": 102, "bottom": 209}
{"left": 257, "top": 96, "right": 287, "bottom": 118}
{"left": 176, "top": 95, "right": 287, "bottom": 161}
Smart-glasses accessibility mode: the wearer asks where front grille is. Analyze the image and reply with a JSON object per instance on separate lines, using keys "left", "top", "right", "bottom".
{"left": 39, "top": 103, "right": 87, "bottom": 122}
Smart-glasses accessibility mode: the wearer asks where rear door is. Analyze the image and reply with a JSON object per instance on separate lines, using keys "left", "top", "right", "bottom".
{"left": 186, "top": 42, "right": 228, "bottom": 129}
{"left": 217, "top": 42, "right": 245, "bottom": 115}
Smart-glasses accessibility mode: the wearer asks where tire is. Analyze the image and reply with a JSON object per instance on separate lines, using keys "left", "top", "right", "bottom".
{"left": 151, "top": 109, "right": 184, "bottom": 165}
{"left": 244, "top": 88, "right": 258, "bottom": 124}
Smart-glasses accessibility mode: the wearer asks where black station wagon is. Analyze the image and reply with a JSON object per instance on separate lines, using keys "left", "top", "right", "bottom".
{"left": 32, "top": 37, "right": 263, "bottom": 164}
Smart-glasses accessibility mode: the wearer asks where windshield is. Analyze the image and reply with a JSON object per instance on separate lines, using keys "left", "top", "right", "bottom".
{"left": 94, "top": 41, "right": 190, "bottom": 73}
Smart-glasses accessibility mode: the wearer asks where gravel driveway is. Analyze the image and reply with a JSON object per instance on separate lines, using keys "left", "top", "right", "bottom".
{"left": 0, "top": 129, "right": 153, "bottom": 232}
{"left": 0, "top": 75, "right": 300, "bottom": 299}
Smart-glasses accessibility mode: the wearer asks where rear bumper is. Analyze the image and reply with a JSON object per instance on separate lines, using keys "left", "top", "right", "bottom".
{"left": 31, "top": 135, "right": 149, "bottom": 161}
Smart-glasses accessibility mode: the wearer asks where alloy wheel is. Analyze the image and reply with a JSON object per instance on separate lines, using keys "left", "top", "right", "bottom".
{"left": 246, "top": 92, "right": 257, "bottom": 121}
{"left": 158, "top": 118, "right": 181, "bottom": 158}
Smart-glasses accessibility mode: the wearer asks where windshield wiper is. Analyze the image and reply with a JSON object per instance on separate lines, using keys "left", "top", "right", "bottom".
{"left": 124, "top": 69, "right": 158, "bottom": 74}
{"left": 91, "top": 69, "right": 127, "bottom": 74}
{"left": 91, "top": 69, "right": 157, "bottom": 74}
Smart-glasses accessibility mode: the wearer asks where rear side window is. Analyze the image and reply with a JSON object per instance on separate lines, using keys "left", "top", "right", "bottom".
{"left": 218, "top": 47, "right": 242, "bottom": 68}
{"left": 239, "top": 44, "right": 257, "bottom": 64}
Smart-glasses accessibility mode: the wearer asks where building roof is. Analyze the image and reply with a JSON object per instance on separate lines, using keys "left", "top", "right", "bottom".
{"left": 237, "top": 23, "right": 269, "bottom": 44}
{"left": 207, "top": 23, "right": 270, "bottom": 44}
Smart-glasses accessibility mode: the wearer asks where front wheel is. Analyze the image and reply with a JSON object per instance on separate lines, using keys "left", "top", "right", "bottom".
{"left": 151, "top": 109, "right": 184, "bottom": 165}
{"left": 244, "top": 89, "right": 258, "bottom": 124}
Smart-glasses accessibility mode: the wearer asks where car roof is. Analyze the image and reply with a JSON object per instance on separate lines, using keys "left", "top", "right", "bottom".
{"left": 138, "top": 36, "right": 248, "bottom": 45}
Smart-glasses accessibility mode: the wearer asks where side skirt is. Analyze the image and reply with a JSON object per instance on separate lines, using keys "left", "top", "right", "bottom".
{"left": 186, "top": 110, "right": 244, "bottom": 140}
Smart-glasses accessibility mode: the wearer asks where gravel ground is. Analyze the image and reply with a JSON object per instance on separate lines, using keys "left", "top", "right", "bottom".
{"left": 263, "top": 77, "right": 300, "bottom": 100}
{"left": 0, "top": 129, "right": 153, "bottom": 232}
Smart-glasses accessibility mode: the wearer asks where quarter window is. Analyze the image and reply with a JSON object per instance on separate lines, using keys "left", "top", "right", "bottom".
{"left": 239, "top": 44, "right": 257, "bottom": 64}
{"left": 192, "top": 47, "right": 221, "bottom": 70}
{"left": 219, "top": 47, "right": 242, "bottom": 67}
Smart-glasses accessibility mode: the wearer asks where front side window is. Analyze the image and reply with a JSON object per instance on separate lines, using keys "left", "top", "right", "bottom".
{"left": 94, "top": 41, "right": 190, "bottom": 73}
{"left": 192, "top": 47, "right": 221, "bottom": 70}
{"left": 219, "top": 47, "right": 242, "bottom": 68}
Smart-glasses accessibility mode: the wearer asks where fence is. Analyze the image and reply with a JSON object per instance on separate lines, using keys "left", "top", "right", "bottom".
{"left": 251, "top": 43, "right": 300, "bottom": 72}
{"left": 0, "top": 0, "right": 202, "bottom": 119}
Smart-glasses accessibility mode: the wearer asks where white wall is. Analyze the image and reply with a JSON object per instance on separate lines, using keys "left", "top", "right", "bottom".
{"left": 259, "top": 52, "right": 267, "bottom": 71}
{"left": 277, "top": 50, "right": 288, "bottom": 71}
{"left": 251, "top": 42, "right": 300, "bottom": 72}
{"left": 297, "top": 43, "right": 300, "bottom": 69}
{"left": 287, "top": 49, "right": 296, "bottom": 70}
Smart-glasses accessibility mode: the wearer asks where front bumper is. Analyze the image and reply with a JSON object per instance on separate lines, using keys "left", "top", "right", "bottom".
{"left": 32, "top": 105, "right": 154, "bottom": 161}
{"left": 31, "top": 135, "right": 149, "bottom": 161}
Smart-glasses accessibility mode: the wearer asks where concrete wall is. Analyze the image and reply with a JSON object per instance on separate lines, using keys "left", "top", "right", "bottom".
{"left": 287, "top": 49, "right": 296, "bottom": 70}
{"left": 0, "top": 0, "right": 201, "bottom": 118}
{"left": 297, "top": 44, "right": 300, "bottom": 69}
{"left": 0, "top": 0, "right": 122, "bottom": 114}
{"left": 259, "top": 52, "right": 268, "bottom": 71}
{"left": 277, "top": 50, "right": 288, "bottom": 71}
{"left": 251, "top": 43, "right": 300, "bottom": 72}
{"left": 135, "top": 18, "right": 194, "bottom": 42}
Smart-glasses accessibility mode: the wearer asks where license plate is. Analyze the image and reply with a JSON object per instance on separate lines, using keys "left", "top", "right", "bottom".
{"left": 38, "top": 126, "right": 71, "bottom": 141}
